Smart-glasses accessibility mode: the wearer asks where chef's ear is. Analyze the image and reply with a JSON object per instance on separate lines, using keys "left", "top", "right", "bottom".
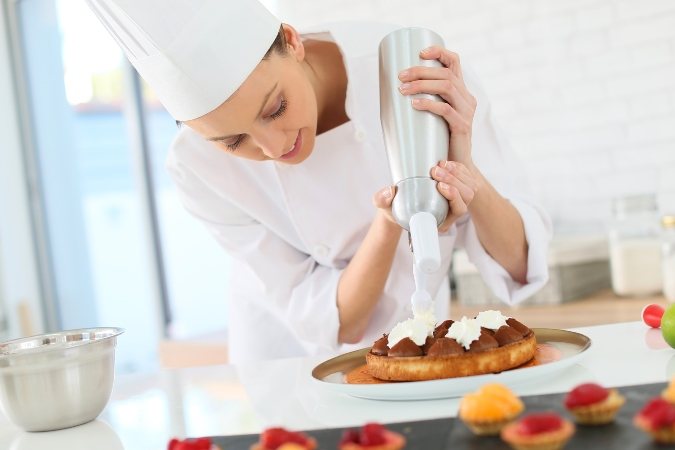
{"left": 281, "top": 24, "right": 305, "bottom": 62}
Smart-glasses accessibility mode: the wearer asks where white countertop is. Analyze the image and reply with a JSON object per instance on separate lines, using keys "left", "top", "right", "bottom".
{"left": 0, "top": 321, "right": 672, "bottom": 449}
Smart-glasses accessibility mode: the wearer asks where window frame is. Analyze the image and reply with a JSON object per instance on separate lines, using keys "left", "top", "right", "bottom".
{"left": 0, "top": 0, "right": 170, "bottom": 339}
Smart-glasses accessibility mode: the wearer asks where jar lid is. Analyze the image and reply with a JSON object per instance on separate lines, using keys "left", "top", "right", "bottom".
{"left": 663, "top": 215, "right": 675, "bottom": 228}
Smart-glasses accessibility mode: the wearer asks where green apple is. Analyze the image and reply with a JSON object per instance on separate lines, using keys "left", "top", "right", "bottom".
{"left": 661, "top": 304, "right": 675, "bottom": 348}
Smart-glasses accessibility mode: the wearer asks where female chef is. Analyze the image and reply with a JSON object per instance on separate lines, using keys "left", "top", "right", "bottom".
{"left": 86, "top": 0, "right": 551, "bottom": 363}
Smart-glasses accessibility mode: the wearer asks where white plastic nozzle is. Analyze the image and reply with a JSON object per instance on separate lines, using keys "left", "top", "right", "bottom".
{"left": 412, "top": 262, "right": 433, "bottom": 315}
{"left": 409, "top": 211, "right": 441, "bottom": 274}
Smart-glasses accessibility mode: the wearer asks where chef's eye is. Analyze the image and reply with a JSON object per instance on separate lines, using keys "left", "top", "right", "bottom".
{"left": 225, "top": 135, "right": 245, "bottom": 151}
{"left": 268, "top": 97, "right": 288, "bottom": 120}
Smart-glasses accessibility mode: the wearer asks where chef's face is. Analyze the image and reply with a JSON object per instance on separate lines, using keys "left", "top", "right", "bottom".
{"left": 185, "top": 25, "right": 317, "bottom": 164}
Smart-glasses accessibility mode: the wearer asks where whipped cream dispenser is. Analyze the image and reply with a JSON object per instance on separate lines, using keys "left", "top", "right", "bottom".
{"left": 379, "top": 28, "right": 449, "bottom": 282}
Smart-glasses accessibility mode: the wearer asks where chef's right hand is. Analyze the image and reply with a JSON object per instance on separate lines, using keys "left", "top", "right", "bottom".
{"left": 431, "top": 160, "right": 480, "bottom": 233}
{"left": 372, "top": 185, "right": 399, "bottom": 226}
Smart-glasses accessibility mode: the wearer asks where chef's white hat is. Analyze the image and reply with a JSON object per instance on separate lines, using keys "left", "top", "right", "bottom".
{"left": 85, "top": 0, "right": 281, "bottom": 120}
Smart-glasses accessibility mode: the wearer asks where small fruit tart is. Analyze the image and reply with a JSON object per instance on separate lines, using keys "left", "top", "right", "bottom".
{"left": 250, "top": 427, "right": 317, "bottom": 450}
{"left": 662, "top": 377, "right": 675, "bottom": 404}
{"left": 339, "top": 423, "right": 406, "bottom": 450}
{"left": 459, "top": 383, "right": 524, "bottom": 435}
{"left": 564, "top": 382, "right": 625, "bottom": 425}
{"left": 634, "top": 397, "right": 675, "bottom": 444}
{"left": 500, "top": 412, "right": 575, "bottom": 450}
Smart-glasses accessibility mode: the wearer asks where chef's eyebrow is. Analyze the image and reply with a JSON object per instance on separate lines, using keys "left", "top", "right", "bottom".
{"left": 207, "top": 82, "right": 279, "bottom": 142}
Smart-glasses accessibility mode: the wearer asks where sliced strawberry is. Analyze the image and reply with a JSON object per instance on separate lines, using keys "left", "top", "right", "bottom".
{"left": 359, "top": 423, "right": 386, "bottom": 446}
{"left": 339, "top": 429, "right": 361, "bottom": 445}
{"left": 167, "top": 437, "right": 212, "bottom": 450}
{"left": 260, "top": 427, "right": 309, "bottom": 449}
{"left": 639, "top": 398, "right": 675, "bottom": 428}
{"left": 516, "top": 412, "right": 563, "bottom": 436}
{"left": 565, "top": 383, "right": 609, "bottom": 408}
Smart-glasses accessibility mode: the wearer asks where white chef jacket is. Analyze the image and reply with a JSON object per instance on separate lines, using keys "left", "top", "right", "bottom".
{"left": 166, "top": 22, "right": 552, "bottom": 364}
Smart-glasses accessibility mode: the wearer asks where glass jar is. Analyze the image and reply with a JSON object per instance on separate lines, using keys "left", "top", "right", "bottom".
{"left": 663, "top": 215, "right": 675, "bottom": 302}
{"left": 609, "top": 194, "right": 662, "bottom": 297}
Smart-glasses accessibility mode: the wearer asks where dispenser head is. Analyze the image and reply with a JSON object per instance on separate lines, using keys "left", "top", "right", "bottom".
{"left": 409, "top": 211, "right": 441, "bottom": 274}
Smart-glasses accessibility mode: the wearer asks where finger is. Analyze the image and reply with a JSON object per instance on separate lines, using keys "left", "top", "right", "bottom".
{"left": 432, "top": 163, "right": 478, "bottom": 195}
{"left": 399, "top": 66, "right": 460, "bottom": 84}
{"left": 438, "top": 217, "right": 456, "bottom": 234}
{"left": 398, "top": 65, "right": 472, "bottom": 106}
{"left": 372, "top": 185, "right": 395, "bottom": 209}
{"left": 432, "top": 166, "right": 476, "bottom": 202}
{"left": 438, "top": 182, "right": 468, "bottom": 214}
{"left": 435, "top": 161, "right": 479, "bottom": 193}
{"left": 411, "top": 98, "right": 472, "bottom": 136}
{"left": 400, "top": 79, "right": 474, "bottom": 115}
{"left": 419, "top": 46, "right": 464, "bottom": 81}
{"left": 437, "top": 184, "right": 468, "bottom": 232}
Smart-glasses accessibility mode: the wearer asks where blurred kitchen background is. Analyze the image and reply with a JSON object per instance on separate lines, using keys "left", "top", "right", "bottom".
{"left": 0, "top": 0, "right": 674, "bottom": 374}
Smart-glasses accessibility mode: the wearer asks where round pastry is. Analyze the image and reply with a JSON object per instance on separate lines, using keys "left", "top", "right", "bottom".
{"left": 564, "top": 382, "right": 625, "bottom": 425}
{"left": 662, "top": 377, "right": 675, "bottom": 403}
{"left": 251, "top": 428, "right": 317, "bottom": 450}
{"left": 634, "top": 397, "right": 675, "bottom": 444}
{"left": 339, "top": 423, "right": 406, "bottom": 450}
{"left": 459, "top": 383, "right": 524, "bottom": 435}
{"left": 500, "top": 412, "right": 575, "bottom": 450}
{"left": 366, "top": 313, "right": 536, "bottom": 381}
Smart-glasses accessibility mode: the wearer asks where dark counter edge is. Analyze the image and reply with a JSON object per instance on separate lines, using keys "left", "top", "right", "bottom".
{"left": 210, "top": 381, "right": 669, "bottom": 450}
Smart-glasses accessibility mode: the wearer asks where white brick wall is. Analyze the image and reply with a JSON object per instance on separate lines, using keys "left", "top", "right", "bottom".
{"left": 268, "top": 0, "right": 675, "bottom": 233}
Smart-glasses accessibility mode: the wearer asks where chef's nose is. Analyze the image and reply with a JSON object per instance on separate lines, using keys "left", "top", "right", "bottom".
{"left": 253, "top": 127, "right": 286, "bottom": 159}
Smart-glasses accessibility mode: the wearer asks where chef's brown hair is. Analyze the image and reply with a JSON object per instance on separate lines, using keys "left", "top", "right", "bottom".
{"left": 263, "top": 25, "right": 288, "bottom": 59}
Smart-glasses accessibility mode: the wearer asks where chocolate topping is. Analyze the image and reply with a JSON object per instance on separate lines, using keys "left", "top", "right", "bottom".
{"left": 468, "top": 331, "right": 499, "bottom": 353}
{"left": 433, "top": 320, "right": 454, "bottom": 338}
{"left": 506, "top": 318, "right": 531, "bottom": 337}
{"left": 427, "top": 337, "right": 464, "bottom": 357}
{"left": 423, "top": 336, "right": 437, "bottom": 354}
{"left": 480, "top": 326, "right": 495, "bottom": 336}
{"left": 373, "top": 315, "right": 531, "bottom": 360}
{"left": 371, "top": 334, "right": 390, "bottom": 356}
{"left": 388, "top": 337, "right": 424, "bottom": 357}
{"left": 433, "top": 328, "right": 448, "bottom": 339}
{"left": 494, "top": 325, "right": 524, "bottom": 346}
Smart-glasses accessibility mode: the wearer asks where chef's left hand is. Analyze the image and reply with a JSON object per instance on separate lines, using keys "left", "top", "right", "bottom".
{"left": 398, "top": 46, "right": 477, "bottom": 166}
{"left": 430, "top": 160, "right": 480, "bottom": 232}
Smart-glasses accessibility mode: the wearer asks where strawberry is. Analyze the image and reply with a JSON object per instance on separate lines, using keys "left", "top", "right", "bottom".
{"left": 168, "top": 437, "right": 213, "bottom": 450}
{"left": 639, "top": 398, "right": 675, "bottom": 428}
{"left": 515, "top": 412, "right": 563, "bottom": 435}
{"left": 359, "top": 423, "right": 386, "bottom": 446}
{"left": 565, "top": 383, "right": 609, "bottom": 408}
{"left": 339, "top": 423, "right": 390, "bottom": 447}
{"left": 339, "top": 429, "right": 360, "bottom": 445}
{"left": 260, "top": 427, "right": 309, "bottom": 449}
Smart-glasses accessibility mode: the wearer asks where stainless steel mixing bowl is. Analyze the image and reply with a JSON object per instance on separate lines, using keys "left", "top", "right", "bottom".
{"left": 0, "top": 327, "right": 123, "bottom": 432}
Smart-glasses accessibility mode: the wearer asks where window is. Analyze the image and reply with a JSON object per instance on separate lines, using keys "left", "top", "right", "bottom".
{"left": 8, "top": 0, "right": 230, "bottom": 373}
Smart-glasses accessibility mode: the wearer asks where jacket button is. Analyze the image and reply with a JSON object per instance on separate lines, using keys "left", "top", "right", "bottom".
{"left": 314, "top": 244, "right": 330, "bottom": 258}
{"left": 354, "top": 129, "right": 367, "bottom": 142}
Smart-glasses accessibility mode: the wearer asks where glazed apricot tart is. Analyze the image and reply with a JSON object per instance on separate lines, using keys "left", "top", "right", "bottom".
{"left": 365, "top": 317, "right": 536, "bottom": 382}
